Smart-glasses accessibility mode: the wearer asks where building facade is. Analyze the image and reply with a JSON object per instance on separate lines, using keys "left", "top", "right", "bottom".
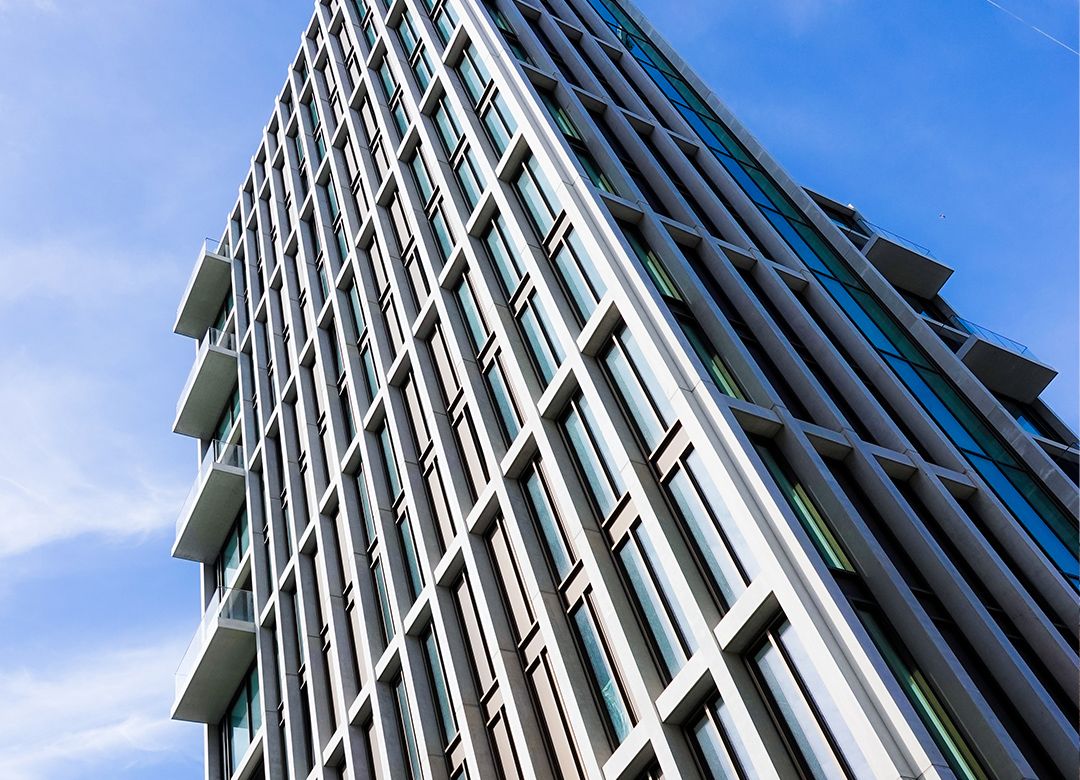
{"left": 169, "top": 0, "right": 1079, "bottom": 778}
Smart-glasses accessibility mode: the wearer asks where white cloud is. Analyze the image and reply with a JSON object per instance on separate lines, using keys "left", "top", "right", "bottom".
{"left": 0, "top": 635, "right": 200, "bottom": 780}
{"left": 0, "top": 355, "right": 188, "bottom": 558}
{"left": 0, "top": 0, "right": 58, "bottom": 12}
{"left": 0, "top": 236, "right": 181, "bottom": 307}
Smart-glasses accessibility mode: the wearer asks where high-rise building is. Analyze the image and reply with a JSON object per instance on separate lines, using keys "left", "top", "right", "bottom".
{"left": 169, "top": 0, "right": 1079, "bottom": 778}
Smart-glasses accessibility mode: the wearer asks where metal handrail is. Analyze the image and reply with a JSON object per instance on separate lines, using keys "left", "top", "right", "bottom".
{"left": 861, "top": 220, "right": 937, "bottom": 259}
{"left": 176, "top": 327, "right": 238, "bottom": 417}
{"left": 175, "top": 440, "right": 245, "bottom": 535}
{"left": 175, "top": 587, "right": 255, "bottom": 693}
{"left": 948, "top": 315, "right": 1035, "bottom": 358}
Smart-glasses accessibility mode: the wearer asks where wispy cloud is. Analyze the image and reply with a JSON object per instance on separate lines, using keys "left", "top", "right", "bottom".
{"left": 0, "top": 355, "right": 188, "bottom": 558}
{"left": 0, "top": 635, "right": 199, "bottom": 780}
{"left": 0, "top": 0, "right": 58, "bottom": 13}
{"left": 0, "top": 235, "right": 181, "bottom": 307}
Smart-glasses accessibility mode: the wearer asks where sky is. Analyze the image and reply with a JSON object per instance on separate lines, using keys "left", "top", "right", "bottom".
{"left": 0, "top": 1, "right": 1074, "bottom": 778}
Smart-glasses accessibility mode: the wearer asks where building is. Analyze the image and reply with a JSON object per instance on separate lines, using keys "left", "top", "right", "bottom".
{"left": 169, "top": 0, "right": 1079, "bottom": 778}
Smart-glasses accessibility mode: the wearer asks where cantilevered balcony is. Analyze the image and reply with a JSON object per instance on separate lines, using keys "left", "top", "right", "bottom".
{"left": 173, "top": 327, "right": 238, "bottom": 439}
{"left": 173, "top": 440, "right": 245, "bottom": 562}
{"left": 175, "top": 240, "right": 233, "bottom": 338}
{"left": 861, "top": 224, "right": 953, "bottom": 300}
{"left": 173, "top": 587, "right": 256, "bottom": 723}
{"left": 949, "top": 316, "right": 1057, "bottom": 403}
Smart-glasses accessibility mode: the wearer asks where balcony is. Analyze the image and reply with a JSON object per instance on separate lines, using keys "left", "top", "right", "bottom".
{"left": 173, "top": 328, "right": 238, "bottom": 439}
{"left": 172, "top": 587, "right": 256, "bottom": 723}
{"left": 861, "top": 224, "right": 953, "bottom": 300}
{"left": 173, "top": 440, "right": 246, "bottom": 562}
{"left": 175, "top": 240, "right": 233, "bottom": 338}
{"left": 949, "top": 316, "right": 1057, "bottom": 403}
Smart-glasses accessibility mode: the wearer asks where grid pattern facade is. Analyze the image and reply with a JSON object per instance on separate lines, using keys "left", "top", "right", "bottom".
{"left": 170, "top": 0, "right": 1079, "bottom": 779}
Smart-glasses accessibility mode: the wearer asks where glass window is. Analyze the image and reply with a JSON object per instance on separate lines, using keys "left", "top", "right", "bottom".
{"left": 571, "top": 596, "right": 633, "bottom": 743}
{"left": 410, "top": 149, "right": 435, "bottom": 205}
{"left": 393, "top": 675, "right": 423, "bottom": 780}
{"left": 687, "top": 696, "right": 751, "bottom": 780}
{"left": 602, "top": 326, "right": 673, "bottom": 451}
{"left": 751, "top": 619, "right": 869, "bottom": 779}
{"left": 484, "top": 355, "right": 521, "bottom": 444}
{"left": 482, "top": 213, "right": 526, "bottom": 294}
{"left": 453, "top": 404, "right": 490, "bottom": 500}
{"left": 453, "top": 145, "right": 485, "bottom": 211}
{"left": 378, "top": 423, "right": 402, "bottom": 499}
{"left": 616, "top": 520, "right": 695, "bottom": 679}
{"left": 457, "top": 44, "right": 490, "bottom": 105}
{"left": 516, "top": 293, "right": 563, "bottom": 385}
{"left": 551, "top": 228, "right": 606, "bottom": 323}
{"left": 513, "top": 154, "right": 558, "bottom": 239}
{"left": 454, "top": 273, "right": 489, "bottom": 352}
{"left": 397, "top": 512, "right": 424, "bottom": 601}
{"left": 223, "top": 664, "right": 262, "bottom": 775}
{"left": 372, "top": 557, "right": 394, "bottom": 645}
{"left": 752, "top": 438, "right": 854, "bottom": 573}
{"left": 422, "top": 627, "right": 458, "bottom": 746}
{"left": 857, "top": 609, "right": 988, "bottom": 780}
{"left": 664, "top": 448, "right": 756, "bottom": 608}
{"left": 522, "top": 462, "right": 575, "bottom": 580}
{"left": 430, "top": 201, "right": 455, "bottom": 261}
{"left": 433, "top": 96, "right": 463, "bottom": 154}
{"left": 561, "top": 393, "right": 625, "bottom": 518}
{"left": 481, "top": 90, "right": 517, "bottom": 156}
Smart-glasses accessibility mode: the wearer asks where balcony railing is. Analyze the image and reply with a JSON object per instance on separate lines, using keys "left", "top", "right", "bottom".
{"left": 176, "top": 327, "right": 237, "bottom": 417}
{"left": 861, "top": 220, "right": 937, "bottom": 260}
{"left": 948, "top": 315, "right": 1035, "bottom": 358}
{"left": 175, "top": 586, "right": 255, "bottom": 697}
{"left": 176, "top": 440, "right": 244, "bottom": 536}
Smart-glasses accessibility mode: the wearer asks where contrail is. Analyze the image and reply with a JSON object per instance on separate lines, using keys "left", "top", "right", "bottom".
{"left": 981, "top": 0, "right": 1079, "bottom": 55}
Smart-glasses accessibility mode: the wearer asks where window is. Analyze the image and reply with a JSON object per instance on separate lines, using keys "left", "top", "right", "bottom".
{"left": 433, "top": 96, "right": 463, "bottom": 154}
{"left": 453, "top": 145, "right": 485, "bottom": 211}
{"left": 393, "top": 675, "right": 423, "bottom": 780}
{"left": 457, "top": 44, "right": 490, "bottom": 106}
{"left": 750, "top": 618, "right": 870, "bottom": 779}
{"left": 551, "top": 228, "right": 606, "bottom": 323}
{"left": 561, "top": 393, "right": 624, "bottom": 518}
{"left": 752, "top": 438, "right": 854, "bottom": 573}
{"left": 616, "top": 520, "right": 695, "bottom": 679}
{"left": 397, "top": 511, "right": 424, "bottom": 602}
{"left": 516, "top": 292, "right": 563, "bottom": 385}
{"left": 526, "top": 650, "right": 584, "bottom": 779}
{"left": 540, "top": 91, "right": 616, "bottom": 193}
{"left": 428, "top": 0, "right": 459, "bottom": 45}
{"left": 570, "top": 595, "right": 633, "bottom": 743}
{"left": 216, "top": 510, "right": 250, "bottom": 590}
{"left": 602, "top": 326, "right": 673, "bottom": 451}
{"left": 687, "top": 696, "right": 750, "bottom": 780}
{"left": 483, "top": 355, "right": 521, "bottom": 445}
{"left": 857, "top": 609, "right": 989, "bottom": 780}
{"left": 429, "top": 200, "right": 455, "bottom": 261}
{"left": 422, "top": 627, "right": 458, "bottom": 747}
{"left": 453, "top": 404, "right": 490, "bottom": 500}
{"left": 372, "top": 557, "right": 394, "bottom": 645}
{"left": 522, "top": 461, "right": 575, "bottom": 580}
{"left": 513, "top": 154, "right": 558, "bottom": 239}
{"left": 482, "top": 213, "right": 525, "bottom": 295}
{"left": 480, "top": 90, "right": 516, "bottom": 156}
{"left": 378, "top": 422, "right": 402, "bottom": 500}
{"left": 454, "top": 273, "right": 490, "bottom": 353}
{"left": 664, "top": 448, "right": 757, "bottom": 608}
{"left": 410, "top": 149, "right": 435, "bottom": 205}
{"left": 223, "top": 664, "right": 262, "bottom": 775}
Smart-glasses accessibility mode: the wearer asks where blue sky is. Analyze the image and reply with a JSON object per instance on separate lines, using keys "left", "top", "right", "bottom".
{"left": 0, "top": 1, "right": 1074, "bottom": 778}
